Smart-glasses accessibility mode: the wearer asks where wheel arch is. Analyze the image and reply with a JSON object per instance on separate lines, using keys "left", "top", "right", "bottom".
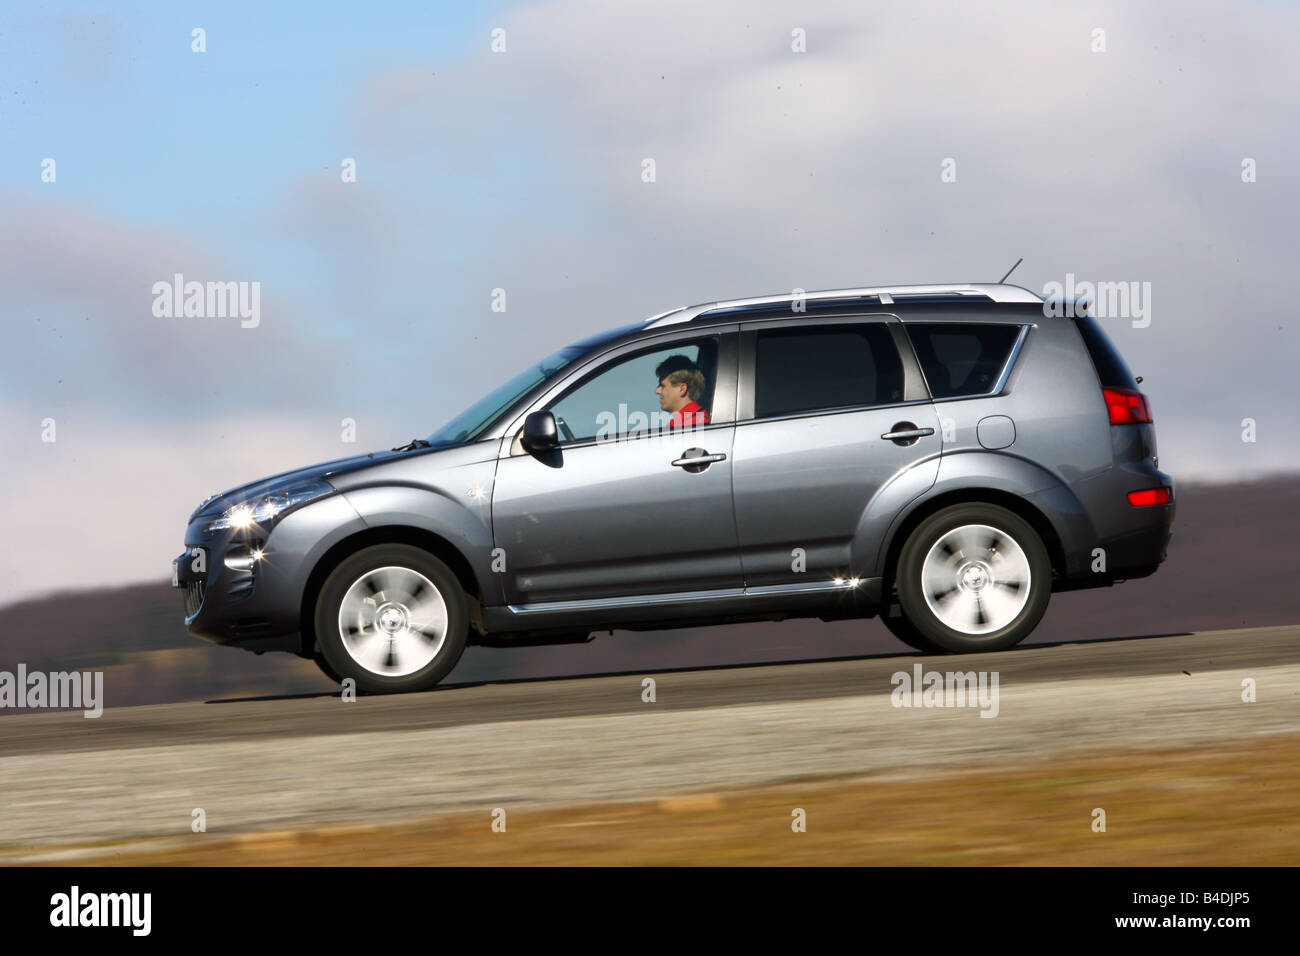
{"left": 878, "top": 487, "right": 1069, "bottom": 597}
{"left": 299, "top": 525, "right": 485, "bottom": 657}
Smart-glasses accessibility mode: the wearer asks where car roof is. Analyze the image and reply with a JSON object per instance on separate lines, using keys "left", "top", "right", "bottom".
{"left": 587, "top": 283, "right": 1045, "bottom": 347}
{"left": 645, "top": 282, "right": 1041, "bottom": 329}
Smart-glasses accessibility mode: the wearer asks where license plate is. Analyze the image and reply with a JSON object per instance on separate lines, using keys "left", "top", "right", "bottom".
{"left": 172, "top": 559, "right": 180, "bottom": 588}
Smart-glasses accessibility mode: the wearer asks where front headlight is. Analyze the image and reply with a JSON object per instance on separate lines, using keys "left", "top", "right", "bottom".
{"left": 205, "top": 479, "right": 333, "bottom": 533}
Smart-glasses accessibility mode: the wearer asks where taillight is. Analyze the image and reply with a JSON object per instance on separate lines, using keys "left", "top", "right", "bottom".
{"left": 1102, "top": 387, "right": 1153, "bottom": 425}
{"left": 1128, "top": 488, "right": 1171, "bottom": 507}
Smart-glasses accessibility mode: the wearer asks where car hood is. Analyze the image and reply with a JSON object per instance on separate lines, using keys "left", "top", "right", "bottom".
{"left": 190, "top": 448, "right": 412, "bottom": 521}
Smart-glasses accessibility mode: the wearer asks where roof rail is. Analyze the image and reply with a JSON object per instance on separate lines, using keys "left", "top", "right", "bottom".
{"left": 644, "top": 283, "right": 1042, "bottom": 327}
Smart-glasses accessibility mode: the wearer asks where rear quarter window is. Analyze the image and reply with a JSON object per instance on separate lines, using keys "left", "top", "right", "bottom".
{"left": 905, "top": 323, "right": 1022, "bottom": 399}
{"left": 1072, "top": 314, "right": 1138, "bottom": 389}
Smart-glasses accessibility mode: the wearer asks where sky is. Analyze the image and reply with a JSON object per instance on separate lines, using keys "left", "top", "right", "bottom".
{"left": 1, "top": 0, "right": 1297, "bottom": 602}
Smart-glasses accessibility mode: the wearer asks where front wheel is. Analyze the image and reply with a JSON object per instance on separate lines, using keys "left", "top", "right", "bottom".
{"left": 313, "top": 653, "right": 343, "bottom": 684}
{"left": 894, "top": 504, "right": 1051, "bottom": 653}
{"left": 314, "top": 544, "right": 468, "bottom": 694}
{"left": 879, "top": 603, "right": 946, "bottom": 653}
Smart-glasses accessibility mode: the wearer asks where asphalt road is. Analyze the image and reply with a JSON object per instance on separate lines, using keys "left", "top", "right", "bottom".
{"left": 2, "top": 624, "right": 1297, "bottom": 854}
{"left": 0, "top": 624, "right": 1291, "bottom": 758}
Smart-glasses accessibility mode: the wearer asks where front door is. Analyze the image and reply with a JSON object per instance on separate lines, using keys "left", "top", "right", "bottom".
{"left": 491, "top": 330, "right": 742, "bottom": 606}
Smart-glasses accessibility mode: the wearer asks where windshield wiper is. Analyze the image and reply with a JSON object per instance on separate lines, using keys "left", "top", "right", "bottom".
{"left": 392, "top": 438, "right": 432, "bottom": 451}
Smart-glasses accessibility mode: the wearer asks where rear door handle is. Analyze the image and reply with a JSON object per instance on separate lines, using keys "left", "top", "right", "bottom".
{"left": 880, "top": 428, "right": 934, "bottom": 440}
{"left": 881, "top": 422, "right": 935, "bottom": 445}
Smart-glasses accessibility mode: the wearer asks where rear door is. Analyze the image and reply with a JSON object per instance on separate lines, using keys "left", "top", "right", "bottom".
{"left": 730, "top": 315, "right": 941, "bottom": 587}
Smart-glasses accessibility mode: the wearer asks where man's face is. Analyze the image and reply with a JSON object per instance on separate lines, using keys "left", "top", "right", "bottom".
{"left": 656, "top": 377, "right": 689, "bottom": 413}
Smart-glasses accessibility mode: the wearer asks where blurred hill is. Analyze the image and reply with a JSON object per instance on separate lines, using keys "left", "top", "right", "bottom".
{"left": 2, "top": 475, "right": 1295, "bottom": 707}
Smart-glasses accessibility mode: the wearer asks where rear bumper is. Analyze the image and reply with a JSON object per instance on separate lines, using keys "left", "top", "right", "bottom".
{"left": 1096, "top": 512, "right": 1173, "bottom": 579}
{"left": 1058, "top": 469, "right": 1174, "bottom": 588}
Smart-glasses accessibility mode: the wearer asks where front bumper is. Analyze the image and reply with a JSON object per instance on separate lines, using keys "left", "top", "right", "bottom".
{"left": 173, "top": 493, "right": 367, "bottom": 654}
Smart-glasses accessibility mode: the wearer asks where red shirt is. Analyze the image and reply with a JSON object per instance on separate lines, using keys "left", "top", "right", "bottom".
{"left": 668, "top": 401, "right": 710, "bottom": 429}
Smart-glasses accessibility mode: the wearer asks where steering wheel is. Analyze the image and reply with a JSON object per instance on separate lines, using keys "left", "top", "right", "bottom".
{"left": 555, "top": 415, "right": 576, "bottom": 442}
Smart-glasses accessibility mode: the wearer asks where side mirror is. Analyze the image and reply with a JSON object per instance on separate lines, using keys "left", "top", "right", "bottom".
{"left": 521, "top": 411, "right": 559, "bottom": 453}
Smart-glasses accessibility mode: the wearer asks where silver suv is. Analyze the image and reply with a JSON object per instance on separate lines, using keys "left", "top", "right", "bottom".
{"left": 174, "top": 283, "right": 1174, "bottom": 693}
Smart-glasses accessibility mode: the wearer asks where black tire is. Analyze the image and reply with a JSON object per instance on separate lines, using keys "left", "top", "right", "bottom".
{"left": 879, "top": 602, "right": 946, "bottom": 653}
{"left": 313, "top": 653, "right": 344, "bottom": 685}
{"left": 895, "top": 503, "right": 1051, "bottom": 653}
{"left": 314, "top": 544, "right": 468, "bottom": 694}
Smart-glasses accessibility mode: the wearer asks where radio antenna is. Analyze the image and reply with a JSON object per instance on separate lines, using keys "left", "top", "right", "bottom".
{"left": 998, "top": 257, "right": 1024, "bottom": 284}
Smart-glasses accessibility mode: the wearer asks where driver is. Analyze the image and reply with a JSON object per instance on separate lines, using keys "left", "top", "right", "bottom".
{"left": 654, "top": 355, "right": 710, "bottom": 429}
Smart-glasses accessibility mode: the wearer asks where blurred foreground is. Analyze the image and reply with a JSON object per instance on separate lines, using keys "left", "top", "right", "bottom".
{"left": 57, "top": 733, "right": 1299, "bottom": 866}
{"left": 3, "top": 626, "right": 1296, "bottom": 865}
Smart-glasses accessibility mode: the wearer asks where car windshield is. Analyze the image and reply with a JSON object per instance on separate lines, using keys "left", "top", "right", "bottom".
{"left": 427, "top": 345, "right": 589, "bottom": 446}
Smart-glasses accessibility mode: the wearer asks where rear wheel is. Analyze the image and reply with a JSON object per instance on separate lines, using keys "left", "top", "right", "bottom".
{"left": 314, "top": 544, "right": 468, "bottom": 694}
{"left": 894, "top": 504, "right": 1051, "bottom": 653}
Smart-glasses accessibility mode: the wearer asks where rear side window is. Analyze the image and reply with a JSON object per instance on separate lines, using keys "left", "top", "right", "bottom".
{"left": 1073, "top": 314, "right": 1138, "bottom": 388}
{"left": 753, "top": 323, "right": 903, "bottom": 418}
{"left": 905, "top": 323, "right": 1022, "bottom": 399}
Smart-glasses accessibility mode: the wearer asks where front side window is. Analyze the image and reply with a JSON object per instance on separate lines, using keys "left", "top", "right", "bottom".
{"left": 547, "top": 336, "right": 721, "bottom": 442}
{"left": 905, "top": 323, "right": 1022, "bottom": 399}
{"left": 752, "top": 323, "right": 903, "bottom": 419}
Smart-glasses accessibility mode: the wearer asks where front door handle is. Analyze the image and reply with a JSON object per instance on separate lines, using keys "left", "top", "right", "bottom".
{"left": 672, "top": 449, "right": 727, "bottom": 472}
{"left": 676, "top": 452, "right": 728, "bottom": 468}
{"left": 881, "top": 422, "right": 935, "bottom": 446}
